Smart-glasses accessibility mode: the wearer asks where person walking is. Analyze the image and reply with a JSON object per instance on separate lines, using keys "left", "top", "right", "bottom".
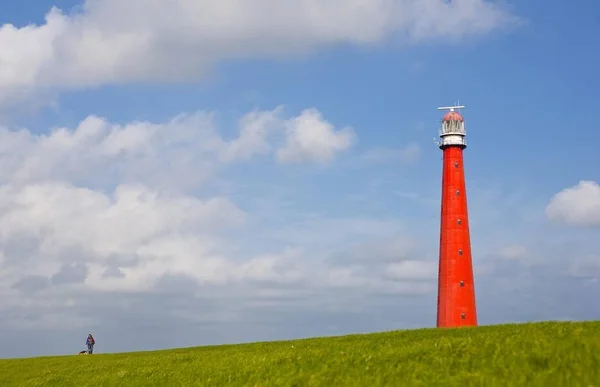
{"left": 86, "top": 334, "right": 95, "bottom": 354}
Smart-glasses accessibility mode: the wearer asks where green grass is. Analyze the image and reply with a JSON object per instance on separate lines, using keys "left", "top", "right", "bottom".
{"left": 1, "top": 321, "right": 599, "bottom": 386}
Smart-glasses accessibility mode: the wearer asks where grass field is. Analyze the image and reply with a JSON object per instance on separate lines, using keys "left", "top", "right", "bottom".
{"left": 0, "top": 321, "right": 598, "bottom": 386}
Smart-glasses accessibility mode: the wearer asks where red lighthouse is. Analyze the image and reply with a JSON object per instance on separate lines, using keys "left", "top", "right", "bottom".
{"left": 436, "top": 105, "right": 478, "bottom": 328}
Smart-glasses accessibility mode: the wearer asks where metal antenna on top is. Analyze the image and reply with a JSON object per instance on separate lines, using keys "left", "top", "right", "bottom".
{"left": 437, "top": 104, "right": 465, "bottom": 112}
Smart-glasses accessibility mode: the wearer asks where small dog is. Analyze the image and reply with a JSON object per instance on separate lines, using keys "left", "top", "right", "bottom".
{"left": 78, "top": 350, "right": 88, "bottom": 355}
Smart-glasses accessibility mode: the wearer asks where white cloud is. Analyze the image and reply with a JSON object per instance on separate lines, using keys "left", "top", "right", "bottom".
{"left": 218, "top": 107, "right": 285, "bottom": 163}
{"left": 276, "top": 108, "right": 356, "bottom": 164}
{"left": 0, "top": 182, "right": 245, "bottom": 291}
{"left": 384, "top": 260, "right": 437, "bottom": 281}
{"left": 0, "top": 113, "right": 220, "bottom": 190}
{"left": 567, "top": 255, "right": 600, "bottom": 281}
{"left": 0, "top": 105, "right": 409, "bottom": 315}
{"left": 0, "top": 105, "right": 366, "bottom": 303}
{"left": 546, "top": 180, "right": 600, "bottom": 228}
{"left": 0, "top": 106, "right": 353, "bottom": 194}
{"left": 1, "top": 197, "right": 278, "bottom": 306}
{"left": 0, "top": 171, "right": 430, "bottom": 326}
{"left": 0, "top": 0, "right": 518, "bottom": 105}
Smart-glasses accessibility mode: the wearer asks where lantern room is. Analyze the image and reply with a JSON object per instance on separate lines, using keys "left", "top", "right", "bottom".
{"left": 440, "top": 110, "right": 465, "bottom": 137}
{"left": 437, "top": 106, "right": 467, "bottom": 149}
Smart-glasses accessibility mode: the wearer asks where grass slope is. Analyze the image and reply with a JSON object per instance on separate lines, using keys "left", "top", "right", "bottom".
{"left": 1, "top": 321, "right": 599, "bottom": 386}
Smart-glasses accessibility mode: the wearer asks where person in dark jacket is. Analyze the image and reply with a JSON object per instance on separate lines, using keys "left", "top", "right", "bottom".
{"left": 86, "top": 334, "right": 95, "bottom": 354}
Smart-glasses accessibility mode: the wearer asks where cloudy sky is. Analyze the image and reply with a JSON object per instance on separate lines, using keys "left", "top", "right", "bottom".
{"left": 0, "top": 0, "right": 599, "bottom": 358}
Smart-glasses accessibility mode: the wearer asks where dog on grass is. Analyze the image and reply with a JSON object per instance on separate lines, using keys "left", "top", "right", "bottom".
{"left": 78, "top": 350, "right": 88, "bottom": 355}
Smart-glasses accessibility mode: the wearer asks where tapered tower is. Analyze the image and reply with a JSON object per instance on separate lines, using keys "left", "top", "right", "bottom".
{"left": 436, "top": 105, "right": 477, "bottom": 328}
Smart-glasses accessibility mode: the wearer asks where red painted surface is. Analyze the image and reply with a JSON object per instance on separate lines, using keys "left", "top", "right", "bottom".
{"left": 437, "top": 145, "right": 477, "bottom": 328}
{"left": 442, "top": 111, "right": 464, "bottom": 122}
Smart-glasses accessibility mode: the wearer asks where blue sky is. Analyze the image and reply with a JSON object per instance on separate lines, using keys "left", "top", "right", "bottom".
{"left": 4, "top": 0, "right": 599, "bottom": 186}
{"left": 0, "top": 0, "right": 598, "bottom": 358}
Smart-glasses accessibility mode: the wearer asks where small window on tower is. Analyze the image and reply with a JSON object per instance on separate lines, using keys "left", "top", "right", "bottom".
{"left": 458, "top": 249, "right": 463, "bottom": 256}
{"left": 457, "top": 218, "right": 462, "bottom": 225}
{"left": 456, "top": 189, "right": 460, "bottom": 196}
{"left": 460, "top": 280, "right": 464, "bottom": 287}
{"left": 461, "top": 313, "right": 466, "bottom": 319}
{"left": 454, "top": 162, "right": 459, "bottom": 168}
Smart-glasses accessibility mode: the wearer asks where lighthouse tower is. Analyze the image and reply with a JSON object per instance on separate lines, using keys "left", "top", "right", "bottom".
{"left": 436, "top": 105, "right": 478, "bottom": 328}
